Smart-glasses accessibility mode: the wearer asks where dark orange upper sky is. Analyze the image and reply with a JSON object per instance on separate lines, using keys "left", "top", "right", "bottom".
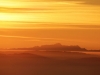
{"left": 0, "top": 0, "right": 100, "bottom": 49}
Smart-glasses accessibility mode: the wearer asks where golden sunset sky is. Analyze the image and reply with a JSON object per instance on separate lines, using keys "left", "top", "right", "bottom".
{"left": 0, "top": 0, "right": 100, "bottom": 49}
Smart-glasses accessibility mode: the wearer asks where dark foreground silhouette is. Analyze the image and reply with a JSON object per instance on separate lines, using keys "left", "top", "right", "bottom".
{"left": 0, "top": 51, "right": 100, "bottom": 75}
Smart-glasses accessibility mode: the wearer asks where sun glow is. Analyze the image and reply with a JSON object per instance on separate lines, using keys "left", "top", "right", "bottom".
{"left": 0, "top": 13, "right": 19, "bottom": 21}
{"left": 0, "top": 13, "right": 38, "bottom": 22}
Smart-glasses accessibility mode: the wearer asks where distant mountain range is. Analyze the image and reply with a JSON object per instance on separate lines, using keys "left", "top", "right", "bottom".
{"left": 1, "top": 43, "right": 100, "bottom": 52}
{"left": 8, "top": 43, "right": 86, "bottom": 51}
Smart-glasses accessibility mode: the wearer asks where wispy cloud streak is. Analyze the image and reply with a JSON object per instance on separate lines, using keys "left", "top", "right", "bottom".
{"left": 0, "top": 34, "right": 65, "bottom": 42}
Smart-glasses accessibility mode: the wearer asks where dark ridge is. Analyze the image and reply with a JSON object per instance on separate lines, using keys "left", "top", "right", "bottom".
{"left": 5, "top": 43, "right": 87, "bottom": 51}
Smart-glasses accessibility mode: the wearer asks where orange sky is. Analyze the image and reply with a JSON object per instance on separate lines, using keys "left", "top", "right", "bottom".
{"left": 0, "top": 0, "right": 100, "bottom": 49}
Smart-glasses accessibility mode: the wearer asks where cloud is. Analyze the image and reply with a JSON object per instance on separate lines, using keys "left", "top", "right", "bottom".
{"left": 1, "top": 21, "right": 100, "bottom": 29}
{"left": 64, "top": 0, "right": 100, "bottom": 5}
{"left": 30, "top": 0, "right": 100, "bottom": 5}
{"left": 0, "top": 6, "right": 56, "bottom": 13}
{"left": 76, "top": 0, "right": 100, "bottom": 5}
{"left": 65, "top": 0, "right": 100, "bottom": 5}
{"left": 40, "top": 0, "right": 100, "bottom": 5}
{"left": 0, "top": 34, "right": 65, "bottom": 42}
{"left": 0, "top": 35, "right": 32, "bottom": 39}
{"left": 0, "top": 34, "right": 91, "bottom": 44}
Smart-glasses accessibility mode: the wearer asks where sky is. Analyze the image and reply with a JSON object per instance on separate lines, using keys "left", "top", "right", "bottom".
{"left": 0, "top": 0, "right": 100, "bottom": 49}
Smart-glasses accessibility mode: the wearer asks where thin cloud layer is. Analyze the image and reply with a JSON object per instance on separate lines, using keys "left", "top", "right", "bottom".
{"left": 14, "top": 0, "right": 100, "bottom": 5}
{"left": 25, "top": 0, "right": 100, "bottom": 5}
{"left": 0, "top": 7, "right": 56, "bottom": 13}
{"left": 79, "top": 0, "right": 100, "bottom": 5}
{"left": 46, "top": 0, "right": 100, "bottom": 5}
{"left": 0, "top": 34, "right": 65, "bottom": 41}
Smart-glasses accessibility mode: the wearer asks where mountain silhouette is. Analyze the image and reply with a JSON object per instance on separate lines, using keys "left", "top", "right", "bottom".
{"left": 8, "top": 43, "right": 87, "bottom": 51}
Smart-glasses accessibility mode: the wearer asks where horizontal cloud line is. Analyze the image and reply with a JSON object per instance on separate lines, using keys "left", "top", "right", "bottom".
{"left": 1, "top": 21, "right": 100, "bottom": 29}
{"left": 0, "top": 34, "right": 92, "bottom": 43}
{"left": 0, "top": 35, "right": 65, "bottom": 41}
{"left": 0, "top": 35, "right": 66, "bottom": 42}
{"left": 0, "top": 35, "right": 32, "bottom": 39}
{"left": 0, "top": 6, "right": 58, "bottom": 13}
